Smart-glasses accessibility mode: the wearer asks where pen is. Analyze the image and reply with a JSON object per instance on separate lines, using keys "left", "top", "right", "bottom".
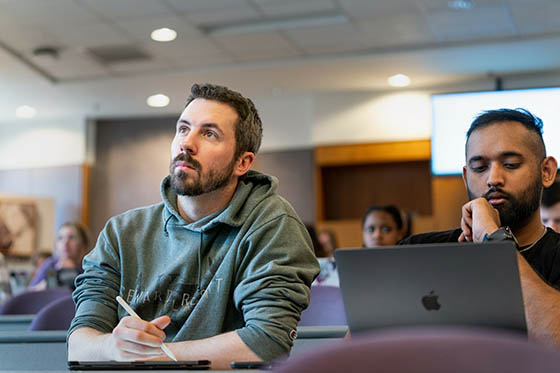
{"left": 115, "top": 295, "right": 178, "bottom": 361}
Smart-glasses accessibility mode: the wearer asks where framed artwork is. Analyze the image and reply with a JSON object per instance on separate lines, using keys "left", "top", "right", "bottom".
{"left": 0, "top": 199, "right": 38, "bottom": 257}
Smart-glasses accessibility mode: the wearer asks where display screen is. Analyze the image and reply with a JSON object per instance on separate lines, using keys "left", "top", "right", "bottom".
{"left": 431, "top": 87, "right": 560, "bottom": 175}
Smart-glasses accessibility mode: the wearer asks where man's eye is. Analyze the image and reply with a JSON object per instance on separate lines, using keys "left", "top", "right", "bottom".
{"left": 367, "top": 227, "right": 375, "bottom": 233}
{"left": 471, "top": 165, "right": 487, "bottom": 173}
{"left": 504, "top": 163, "right": 520, "bottom": 169}
{"left": 205, "top": 131, "right": 217, "bottom": 138}
{"left": 178, "top": 126, "right": 188, "bottom": 134}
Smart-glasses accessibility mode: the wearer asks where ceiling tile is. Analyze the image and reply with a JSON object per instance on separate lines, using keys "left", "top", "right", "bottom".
{"left": 77, "top": 0, "right": 172, "bottom": 20}
{"left": 213, "top": 31, "right": 301, "bottom": 60}
{"left": 283, "top": 23, "right": 368, "bottom": 55}
{"left": 30, "top": 49, "right": 108, "bottom": 80}
{"left": 46, "top": 22, "right": 136, "bottom": 48}
{"left": 142, "top": 37, "right": 230, "bottom": 60}
{"left": 183, "top": 6, "right": 261, "bottom": 26}
{"left": 164, "top": 0, "right": 251, "bottom": 12}
{"left": 339, "top": 0, "right": 425, "bottom": 20}
{"left": 105, "top": 57, "right": 174, "bottom": 74}
{"left": 507, "top": 0, "right": 560, "bottom": 34}
{"left": 166, "top": 52, "right": 235, "bottom": 69}
{"left": 355, "top": 14, "right": 437, "bottom": 48}
{"left": 0, "top": 23, "right": 59, "bottom": 53}
{"left": 251, "top": 0, "right": 338, "bottom": 17}
{"left": 0, "top": 0, "right": 100, "bottom": 26}
{"left": 420, "top": 0, "right": 517, "bottom": 41}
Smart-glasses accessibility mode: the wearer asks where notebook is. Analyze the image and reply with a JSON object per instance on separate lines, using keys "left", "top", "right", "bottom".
{"left": 334, "top": 241, "right": 527, "bottom": 335}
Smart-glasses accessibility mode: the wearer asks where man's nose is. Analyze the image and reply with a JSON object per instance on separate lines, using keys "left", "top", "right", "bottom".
{"left": 487, "top": 164, "right": 505, "bottom": 187}
{"left": 179, "top": 132, "right": 197, "bottom": 154}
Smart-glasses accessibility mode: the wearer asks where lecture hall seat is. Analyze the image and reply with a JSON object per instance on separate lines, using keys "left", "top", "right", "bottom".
{"left": 275, "top": 327, "right": 560, "bottom": 373}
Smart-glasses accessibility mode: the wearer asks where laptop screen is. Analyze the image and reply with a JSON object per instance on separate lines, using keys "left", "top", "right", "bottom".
{"left": 335, "top": 242, "right": 526, "bottom": 335}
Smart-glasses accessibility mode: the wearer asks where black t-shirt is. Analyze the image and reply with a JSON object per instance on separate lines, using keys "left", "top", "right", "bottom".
{"left": 401, "top": 227, "right": 560, "bottom": 288}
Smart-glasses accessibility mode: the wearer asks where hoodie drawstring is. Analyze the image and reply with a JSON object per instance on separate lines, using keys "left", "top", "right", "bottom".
{"left": 163, "top": 214, "right": 173, "bottom": 236}
{"left": 197, "top": 232, "right": 203, "bottom": 293}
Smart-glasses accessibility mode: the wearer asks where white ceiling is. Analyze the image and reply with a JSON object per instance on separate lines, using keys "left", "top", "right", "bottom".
{"left": 1, "top": 0, "right": 560, "bottom": 120}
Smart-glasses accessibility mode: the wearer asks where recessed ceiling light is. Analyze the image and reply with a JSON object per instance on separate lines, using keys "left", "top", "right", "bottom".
{"left": 147, "top": 94, "right": 170, "bottom": 108}
{"left": 448, "top": 0, "right": 474, "bottom": 10}
{"left": 387, "top": 74, "right": 411, "bottom": 87}
{"left": 16, "top": 105, "right": 37, "bottom": 118}
{"left": 151, "top": 27, "right": 177, "bottom": 42}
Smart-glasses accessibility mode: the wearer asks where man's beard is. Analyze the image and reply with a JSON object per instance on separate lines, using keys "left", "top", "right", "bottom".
{"left": 467, "top": 177, "right": 542, "bottom": 230}
{"left": 169, "top": 152, "right": 236, "bottom": 196}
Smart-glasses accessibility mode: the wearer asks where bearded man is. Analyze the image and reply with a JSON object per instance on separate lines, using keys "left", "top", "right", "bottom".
{"left": 402, "top": 108, "right": 560, "bottom": 346}
{"left": 68, "top": 84, "right": 319, "bottom": 369}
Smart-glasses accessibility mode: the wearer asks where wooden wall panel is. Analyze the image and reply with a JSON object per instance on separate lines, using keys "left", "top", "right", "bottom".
{"left": 313, "top": 141, "right": 469, "bottom": 247}
{"left": 315, "top": 140, "right": 430, "bottom": 166}
{"left": 321, "top": 161, "right": 432, "bottom": 220}
{"left": 432, "top": 176, "right": 468, "bottom": 231}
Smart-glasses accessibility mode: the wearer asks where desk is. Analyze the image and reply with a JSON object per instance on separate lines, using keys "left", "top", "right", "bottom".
{"left": 0, "top": 327, "right": 348, "bottom": 371}
{"left": 290, "top": 325, "right": 347, "bottom": 359}
{"left": 0, "top": 314, "right": 34, "bottom": 331}
{"left": 0, "top": 330, "right": 67, "bottom": 370}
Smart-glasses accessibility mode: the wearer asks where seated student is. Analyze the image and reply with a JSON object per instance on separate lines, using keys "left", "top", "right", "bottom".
{"left": 312, "top": 228, "right": 340, "bottom": 287}
{"left": 29, "top": 222, "right": 90, "bottom": 291}
{"left": 541, "top": 181, "right": 560, "bottom": 233}
{"left": 362, "top": 205, "right": 403, "bottom": 248}
{"left": 401, "top": 108, "right": 560, "bottom": 347}
{"left": 318, "top": 230, "right": 338, "bottom": 258}
{"left": 67, "top": 83, "right": 319, "bottom": 369}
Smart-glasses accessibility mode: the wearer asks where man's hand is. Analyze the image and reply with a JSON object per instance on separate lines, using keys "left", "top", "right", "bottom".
{"left": 105, "top": 315, "right": 171, "bottom": 361}
{"left": 458, "top": 198, "right": 501, "bottom": 243}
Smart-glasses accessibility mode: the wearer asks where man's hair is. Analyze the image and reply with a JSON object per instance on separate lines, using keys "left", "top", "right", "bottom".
{"left": 542, "top": 181, "right": 560, "bottom": 207}
{"left": 362, "top": 205, "right": 403, "bottom": 230}
{"left": 466, "top": 108, "right": 546, "bottom": 160}
{"left": 185, "top": 83, "right": 263, "bottom": 160}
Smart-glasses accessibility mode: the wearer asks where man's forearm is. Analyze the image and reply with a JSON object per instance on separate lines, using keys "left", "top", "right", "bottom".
{"left": 68, "top": 327, "right": 113, "bottom": 361}
{"left": 167, "top": 331, "right": 260, "bottom": 370}
{"left": 68, "top": 327, "right": 260, "bottom": 370}
{"left": 517, "top": 254, "right": 560, "bottom": 346}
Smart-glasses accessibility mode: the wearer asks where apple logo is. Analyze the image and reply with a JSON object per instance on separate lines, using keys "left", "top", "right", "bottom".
{"left": 421, "top": 290, "right": 441, "bottom": 311}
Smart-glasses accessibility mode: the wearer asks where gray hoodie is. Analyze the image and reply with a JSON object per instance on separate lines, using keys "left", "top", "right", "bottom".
{"left": 69, "top": 170, "right": 319, "bottom": 361}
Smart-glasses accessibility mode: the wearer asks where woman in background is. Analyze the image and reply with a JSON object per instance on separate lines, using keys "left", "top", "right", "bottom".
{"left": 309, "top": 226, "right": 340, "bottom": 287}
{"left": 29, "top": 222, "right": 90, "bottom": 291}
{"left": 362, "top": 205, "right": 403, "bottom": 248}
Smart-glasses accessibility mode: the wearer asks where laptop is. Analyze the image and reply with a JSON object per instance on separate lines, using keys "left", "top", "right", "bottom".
{"left": 334, "top": 241, "right": 527, "bottom": 335}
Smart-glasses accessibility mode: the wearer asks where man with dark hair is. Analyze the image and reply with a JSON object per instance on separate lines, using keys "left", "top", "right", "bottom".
{"left": 402, "top": 108, "right": 560, "bottom": 346}
{"left": 541, "top": 181, "right": 560, "bottom": 233}
{"left": 68, "top": 83, "right": 319, "bottom": 368}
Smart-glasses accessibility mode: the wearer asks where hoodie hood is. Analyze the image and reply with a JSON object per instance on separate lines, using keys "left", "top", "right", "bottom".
{"left": 161, "top": 170, "right": 278, "bottom": 233}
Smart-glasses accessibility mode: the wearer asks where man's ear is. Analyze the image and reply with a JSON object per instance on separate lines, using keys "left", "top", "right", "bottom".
{"left": 234, "top": 152, "right": 255, "bottom": 177}
{"left": 462, "top": 165, "right": 468, "bottom": 189}
{"left": 541, "top": 156, "right": 558, "bottom": 188}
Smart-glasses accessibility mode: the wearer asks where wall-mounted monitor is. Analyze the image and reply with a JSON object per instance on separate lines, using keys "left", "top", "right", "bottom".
{"left": 431, "top": 87, "right": 560, "bottom": 175}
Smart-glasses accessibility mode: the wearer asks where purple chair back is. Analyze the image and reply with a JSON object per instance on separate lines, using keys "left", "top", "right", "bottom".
{"left": 299, "top": 286, "right": 347, "bottom": 326}
{"left": 0, "top": 288, "right": 71, "bottom": 315}
{"left": 275, "top": 327, "right": 560, "bottom": 373}
{"left": 28, "top": 295, "right": 75, "bottom": 331}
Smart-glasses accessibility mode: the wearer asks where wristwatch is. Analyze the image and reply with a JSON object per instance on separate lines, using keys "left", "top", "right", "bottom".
{"left": 483, "top": 226, "right": 519, "bottom": 247}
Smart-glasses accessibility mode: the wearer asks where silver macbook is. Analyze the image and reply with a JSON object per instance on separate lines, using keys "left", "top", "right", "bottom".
{"left": 334, "top": 242, "right": 527, "bottom": 335}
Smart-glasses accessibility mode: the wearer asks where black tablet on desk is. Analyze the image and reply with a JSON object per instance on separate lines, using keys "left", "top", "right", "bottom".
{"left": 67, "top": 360, "right": 211, "bottom": 370}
